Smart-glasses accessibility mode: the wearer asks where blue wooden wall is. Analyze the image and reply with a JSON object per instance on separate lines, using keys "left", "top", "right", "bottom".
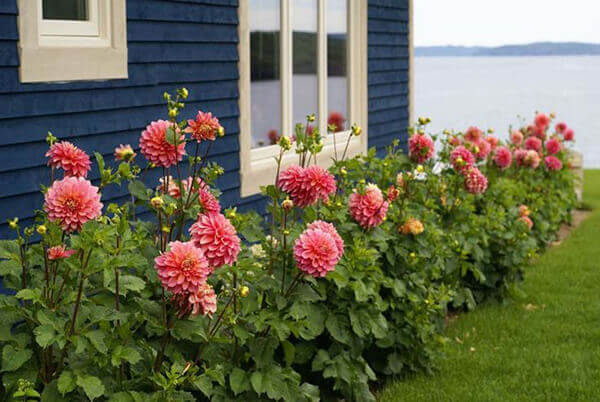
{"left": 0, "top": 0, "right": 409, "bottom": 238}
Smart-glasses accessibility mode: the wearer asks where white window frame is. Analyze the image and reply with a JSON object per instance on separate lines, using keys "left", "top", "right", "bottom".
{"left": 238, "top": 0, "right": 368, "bottom": 197}
{"left": 17, "top": 0, "right": 127, "bottom": 83}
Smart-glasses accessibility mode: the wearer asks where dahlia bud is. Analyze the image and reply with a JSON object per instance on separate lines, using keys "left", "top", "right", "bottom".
{"left": 409, "top": 252, "right": 416, "bottom": 258}
{"left": 307, "top": 113, "right": 316, "bottom": 123}
{"left": 550, "top": 112, "right": 556, "bottom": 119}
{"left": 396, "top": 173, "right": 404, "bottom": 187}
{"left": 45, "top": 132, "right": 58, "bottom": 146}
{"left": 418, "top": 117, "right": 427, "bottom": 125}
{"left": 163, "top": 92, "right": 171, "bottom": 101}
{"left": 227, "top": 210, "right": 236, "bottom": 219}
{"left": 218, "top": 126, "right": 225, "bottom": 137}
{"left": 335, "top": 201, "right": 342, "bottom": 207}
{"left": 443, "top": 129, "right": 450, "bottom": 135}
{"left": 8, "top": 218, "right": 18, "bottom": 229}
{"left": 24, "top": 227, "right": 34, "bottom": 237}
{"left": 161, "top": 226, "right": 170, "bottom": 233}
{"left": 340, "top": 167, "right": 347, "bottom": 176}
{"left": 282, "top": 198, "right": 294, "bottom": 211}
{"left": 416, "top": 165, "right": 424, "bottom": 173}
{"left": 351, "top": 123, "right": 362, "bottom": 136}
{"left": 418, "top": 129, "right": 425, "bottom": 135}
{"left": 487, "top": 128, "right": 495, "bottom": 134}
{"left": 150, "top": 196, "right": 164, "bottom": 209}
{"left": 168, "top": 108, "right": 178, "bottom": 118}
{"left": 36, "top": 225, "right": 47, "bottom": 235}
{"left": 278, "top": 136, "right": 292, "bottom": 151}
{"left": 239, "top": 286, "right": 249, "bottom": 298}
{"left": 283, "top": 229, "right": 290, "bottom": 236}
{"left": 180, "top": 88, "right": 189, "bottom": 99}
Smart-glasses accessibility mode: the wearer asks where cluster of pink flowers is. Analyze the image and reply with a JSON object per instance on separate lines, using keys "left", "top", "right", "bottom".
{"left": 44, "top": 176, "right": 103, "bottom": 233}
{"left": 277, "top": 165, "right": 336, "bottom": 207}
{"left": 464, "top": 167, "right": 488, "bottom": 194}
{"left": 46, "top": 141, "right": 91, "bottom": 178}
{"left": 348, "top": 184, "right": 389, "bottom": 229}
{"left": 185, "top": 111, "right": 222, "bottom": 142}
{"left": 140, "top": 120, "right": 186, "bottom": 168}
{"left": 450, "top": 146, "right": 475, "bottom": 173}
{"left": 294, "top": 220, "right": 344, "bottom": 277}
{"left": 408, "top": 133, "right": 435, "bottom": 163}
{"left": 158, "top": 176, "right": 221, "bottom": 213}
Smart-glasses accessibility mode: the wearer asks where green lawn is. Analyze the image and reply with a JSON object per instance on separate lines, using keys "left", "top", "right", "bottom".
{"left": 379, "top": 170, "right": 600, "bottom": 402}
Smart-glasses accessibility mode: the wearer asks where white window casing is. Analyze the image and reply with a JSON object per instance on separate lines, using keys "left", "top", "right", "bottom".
{"left": 17, "top": 0, "right": 127, "bottom": 83}
{"left": 238, "top": 0, "right": 368, "bottom": 197}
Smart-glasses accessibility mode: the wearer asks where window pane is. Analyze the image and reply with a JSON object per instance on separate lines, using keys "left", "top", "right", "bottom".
{"left": 292, "top": 0, "right": 318, "bottom": 133}
{"left": 43, "top": 0, "right": 88, "bottom": 21}
{"left": 250, "top": 0, "right": 281, "bottom": 148}
{"left": 327, "top": 0, "right": 348, "bottom": 133}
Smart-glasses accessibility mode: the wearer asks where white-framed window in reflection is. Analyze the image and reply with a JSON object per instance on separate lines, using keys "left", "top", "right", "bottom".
{"left": 239, "top": 0, "right": 368, "bottom": 196}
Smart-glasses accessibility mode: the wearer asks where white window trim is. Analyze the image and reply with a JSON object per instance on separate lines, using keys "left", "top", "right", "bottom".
{"left": 238, "top": 0, "right": 368, "bottom": 197}
{"left": 17, "top": 0, "right": 127, "bottom": 83}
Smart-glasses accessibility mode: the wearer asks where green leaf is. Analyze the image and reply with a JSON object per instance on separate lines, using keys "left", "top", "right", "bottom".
{"left": 128, "top": 180, "right": 150, "bottom": 201}
{"left": 76, "top": 375, "right": 105, "bottom": 401}
{"left": 281, "top": 340, "right": 295, "bottom": 367}
{"left": 119, "top": 275, "right": 146, "bottom": 294}
{"left": 1, "top": 345, "right": 32, "bottom": 372}
{"left": 15, "top": 289, "right": 41, "bottom": 303}
{"left": 85, "top": 330, "right": 108, "bottom": 354}
{"left": 250, "top": 371, "right": 265, "bottom": 395}
{"left": 171, "top": 317, "right": 207, "bottom": 343}
{"left": 57, "top": 370, "right": 77, "bottom": 395}
{"left": 229, "top": 368, "right": 250, "bottom": 396}
{"left": 111, "top": 346, "right": 142, "bottom": 367}
{"left": 192, "top": 375, "right": 213, "bottom": 398}
{"left": 249, "top": 337, "right": 278, "bottom": 368}
{"left": 34, "top": 324, "right": 57, "bottom": 348}
{"left": 165, "top": 126, "right": 179, "bottom": 145}
{"left": 325, "top": 314, "right": 352, "bottom": 344}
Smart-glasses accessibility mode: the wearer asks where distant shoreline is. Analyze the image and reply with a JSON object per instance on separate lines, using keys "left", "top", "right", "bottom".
{"left": 415, "top": 42, "right": 600, "bottom": 57}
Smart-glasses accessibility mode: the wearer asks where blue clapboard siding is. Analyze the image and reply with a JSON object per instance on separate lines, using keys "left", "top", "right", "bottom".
{"left": 0, "top": 0, "right": 410, "bottom": 238}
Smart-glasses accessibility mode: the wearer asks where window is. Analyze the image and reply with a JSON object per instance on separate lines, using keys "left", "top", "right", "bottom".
{"left": 17, "top": 0, "right": 127, "bottom": 83}
{"left": 239, "top": 0, "right": 368, "bottom": 196}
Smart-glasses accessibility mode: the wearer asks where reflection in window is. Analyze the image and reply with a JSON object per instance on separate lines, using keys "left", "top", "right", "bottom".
{"left": 292, "top": 0, "right": 318, "bottom": 135}
{"left": 250, "top": 0, "right": 281, "bottom": 148}
{"left": 327, "top": 0, "right": 348, "bottom": 133}
{"left": 42, "top": 0, "right": 88, "bottom": 21}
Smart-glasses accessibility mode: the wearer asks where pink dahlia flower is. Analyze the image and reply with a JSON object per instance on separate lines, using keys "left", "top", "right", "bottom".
{"left": 140, "top": 120, "right": 186, "bottom": 168}
{"left": 510, "top": 130, "right": 524, "bottom": 146}
{"left": 544, "top": 155, "right": 562, "bottom": 171}
{"left": 185, "top": 111, "right": 221, "bottom": 142}
{"left": 307, "top": 220, "right": 344, "bottom": 256}
{"left": 155, "top": 241, "right": 211, "bottom": 295}
{"left": 348, "top": 184, "right": 389, "bottom": 229}
{"left": 114, "top": 144, "right": 136, "bottom": 162}
{"left": 486, "top": 136, "right": 499, "bottom": 150}
{"left": 563, "top": 128, "right": 574, "bottom": 141}
{"left": 464, "top": 167, "right": 488, "bottom": 194}
{"left": 493, "top": 146, "right": 512, "bottom": 170}
{"left": 464, "top": 126, "right": 483, "bottom": 143}
{"left": 534, "top": 113, "right": 550, "bottom": 130}
{"left": 518, "top": 205, "right": 530, "bottom": 217}
{"left": 189, "top": 212, "right": 241, "bottom": 269}
{"left": 524, "top": 136, "right": 542, "bottom": 152}
{"left": 47, "top": 245, "right": 77, "bottom": 260}
{"left": 555, "top": 122, "right": 567, "bottom": 133}
{"left": 157, "top": 176, "right": 180, "bottom": 197}
{"left": 545, "top": 138, "right": 562, "bottom": 155}
{"left": 173, "top": 282, "right": 217, "bottom": 318}
{"left": 472, "top": 139, "right": 491, "bottom": 160}
{"left": 44, "top": 177, "right": 103, "bottom": 233}
{"left": 277, "top": 165, "right": 307, "bottom": 204}
{"left": 519, "top": 215, "right": 534, "bottom": 230}
{"left": 198, "top": 188, "right": 221, "bottom": 214}
{"left": 450, "top": 145, "right": 475, "bottom": 173}
{"left": 46, "top": 141, "right": 91, "bottom": 178}
{"left": 408, "top": 133, "right": 435, "bottom": 163}
{"left": 531, "top": 124, "right": 547, "bottom": 140}
{"left": 294, "top": 227, "right": 341, "bottom": 278}
{"left": 524, "top": 150, "right": 541, "bottom": 169}
{"left": 300, "top": 165, "right": 336, "bottom": 204}
{"left": 448, "top": 136, "right": 462, "bottom": 147}
{"left": 386, "top": 185, "right": 400, "bottom": 202}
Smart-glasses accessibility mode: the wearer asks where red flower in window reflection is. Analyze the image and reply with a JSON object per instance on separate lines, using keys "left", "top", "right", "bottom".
{"left": 328, "top": 112, "right": 346, "bottom": 132}
{"left": 268, "top": 129, "right": 280, "bottom": 145}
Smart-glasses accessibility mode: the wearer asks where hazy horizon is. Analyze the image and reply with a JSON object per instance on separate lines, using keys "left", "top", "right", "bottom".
{"left": 416, "top": 41, "right": 600, "bottom": 48}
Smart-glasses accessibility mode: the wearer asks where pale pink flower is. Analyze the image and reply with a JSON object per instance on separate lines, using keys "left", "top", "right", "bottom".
{"left": 563, "top": 128, "right": 574, "bottom": 141}
{"left": 307, "top": 220, "right": 344, "bottom": 256}
{"left": 173, "top": 282, "right": 217, "bottom": 318}
{"left": 519, "top": 215, "right": 534, "bottom": 230}
{"left": 545, "top": 138, "right": 562, "bottom": 155}
{"left": 524, "top": 150, "right": 541, "bottom": 169}
{"left": 114, "top": 144, "right": 136, "bottom": 162}
{"left": 294, "top": 227, "right": 341, "bottom": 278}
{"left": 47, "top": 245, "right": 76, "bottom": 260}
{"left": 518, "top": 205, "right": 530, "bottom": 217}
{"left": 348, "top": 184, "right": 389, "bottom": 229}
{"left": 44, "top": 177, "right": 103, "bottom": 233}
{"left": 464, "top": 126, "right": 483, "bottom": 143}
{"left": 555, "top": 122, "right": 567, "bottom": 133}
{"left": 464, "top": 167, "right": 488, "bottom": 194}
{"left": 185, "top": 111, "right": 222, "bottom": 142}
{"left": 544, "top": 155, "right": 562, "bottom": 171}
{"left": 189, "top": 213, "right": 241, "bottom": 269}
{"left": 448, "top": 136, "right": 462, "bottom": 147}
{"left": 510, "top": 130, "right": 524, "bottom": 146}
{"left": 140, "top": 120, "right": 186, "bottom": 168}
{"left": 155, "top": 241, "right": 211, "bottom": 295}
{"left": 46, "top": 141, "right": 91, "bottom": 178}
{"left": 408, "top": 133, "right": 435, "bottom": 163}
{"left": 524, "top": 136, "right": 542, "bottom": 152}
{"left": 450, "top": 146, "right": 475, "bottom": 173}
{"left": 493, "top": 146, "right": 512, "bottom": 170}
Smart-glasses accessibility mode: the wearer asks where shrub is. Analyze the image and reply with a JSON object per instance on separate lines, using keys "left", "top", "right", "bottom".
{"left": 0, "top": 94, "right": 576, "bottom": 401}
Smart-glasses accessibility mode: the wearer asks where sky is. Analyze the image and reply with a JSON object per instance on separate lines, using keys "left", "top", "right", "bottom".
{"left": 415, "top": 0, "right": 600, "bottom": 47}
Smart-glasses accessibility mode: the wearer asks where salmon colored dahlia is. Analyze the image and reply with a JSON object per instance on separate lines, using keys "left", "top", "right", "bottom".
{"left": 114, "top": 144, "right": 136, "bottom": 162}
{"left": 387, "top": 185, "right": 400, "bottom": 202}
{"left": 524, "top": 136, "right": 542, "bottom": 152}
{"left": 293, "top": 227, "right": 340, "bottom": 278}
{"left": 189, "top": 212, "right": 241, "bottom": 269}
{"left": 278, "top": 165, "right": 305, "bottom": 201}
{"left": 555, "top": 122, "right": 567, "bottom": 133}
{"left": 408, "top": 133, "right": 435, "bottom": 163}
{"left": 306, "top": 220, "right": 344, "bottom": 256}
{"left": 563, "top": 128, "right": 574, "bottom": 141}
{"left": 514, "top": 149, "right": 527, "bottom": 167}
{"left": 401, "top": 218, "right": 424, "bottom": 235}
{"left": 493, "top": 146, "right": 512, "bottom": 170}
{"left": 534, "top": 113, "right": 550, "bottom": 130}
{"left": 524, "top": 150, "right": 541, "bottom": 169}
{"left": 518, "top": 205, "right": 530, "bottom": 217}
{"left": 44, "top": 177, "right": 103, "bottom": 233}
{"left": 510, "top": 130, "right": 524, "bottom": 146}
{"left": 465, "top": 126, "right": 483, "bottom": 143}
{"left": 486, "top": 136, "right": 499, "bottom": 150}
{"left": 448, "top": 136, "right": 462, "bottom": 147}
{"left": 300, "top": 166, "right": 336, "bottom": 204}
{"left": 519, "top": 215, "right": 533, "bottom": 230}
{"left": 464, "top": 167, "right": 488, "bottom": 194}
{"left": 450, "top": 146, "right": 475, "bottom": 172}
{"left": 471, "top": 139, "right": 491, "bottom": 160}
{"left": 544, "top": 155, "right": 562, "bottom": 171}
{"left": 47, "top": 245, "right": 76, "bottom": 260}
{"left": 348, "top": 184, "right": 389, "bottom": 229}
{"left": 198, "top": 188, "right": 221, "bottom": 214}
{"left": 185, "top": 111, "right": 222, "bottom": 142}
{"left": 545, "top": 138, "right": 561, "bottom": 155}
{"left": 140, "top": 120, "right": 186, "bottom": 168}
{"left": 154, "top": 241, "right": 211, "bottom": 295}
{"left": 46, "top": 141, "right": 91, "bottom": 178}
{"left": 173, "top": 282, "right": 217, "bottom": 318}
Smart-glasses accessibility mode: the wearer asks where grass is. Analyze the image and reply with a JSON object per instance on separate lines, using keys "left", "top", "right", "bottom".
{"left": 378, "top": 170, "right": 600, "bottom": 402}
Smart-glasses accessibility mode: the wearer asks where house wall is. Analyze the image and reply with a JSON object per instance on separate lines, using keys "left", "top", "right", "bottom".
{"left": 0, "top": 0, "right": 409, "bottom": 238}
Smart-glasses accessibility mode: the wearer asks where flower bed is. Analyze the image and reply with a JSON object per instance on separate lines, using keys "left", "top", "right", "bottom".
{"left": 0, "top": 92, "right": 576, "bottom": 401}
